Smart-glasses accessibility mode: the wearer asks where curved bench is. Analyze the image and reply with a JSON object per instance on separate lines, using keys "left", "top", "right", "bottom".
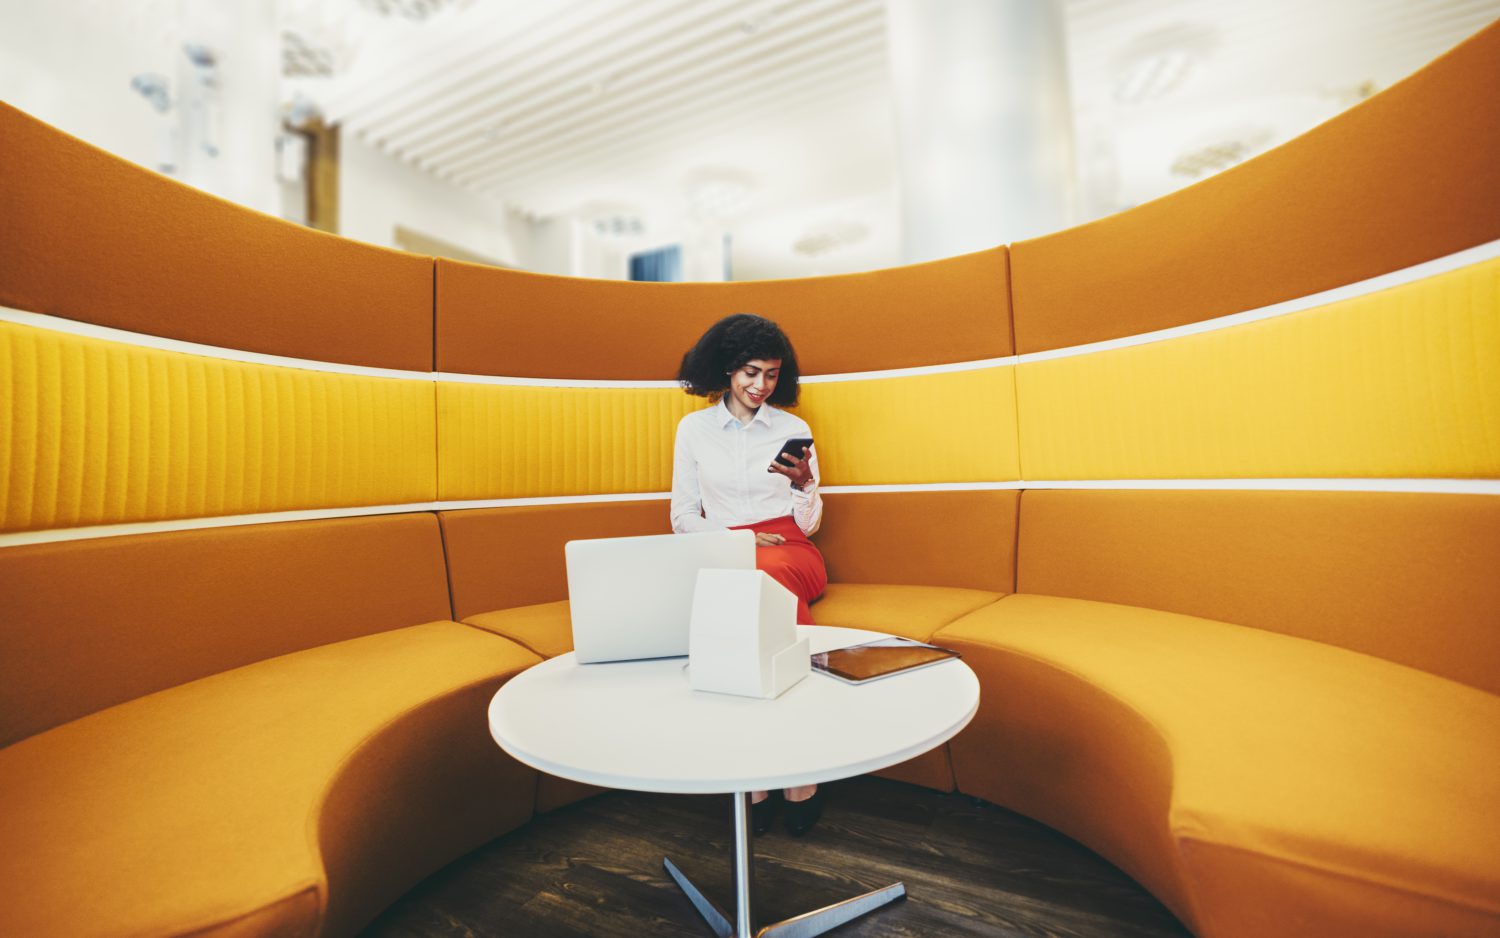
{"left": 0, "top": 623, "right": 539, "bottom": 938}
{"left": 439, "top": 488, "right": 1500, "bottom": 935}
{"left": 0, "top": 516, "right": 547, "bottom": 937}
{"left": 940, "top": 595, "right": 1500, "bottom": 936}
{"left": 4, "top": 18, "right": 1499, "bottom": 938}
{"left": 5, "top": 501, "right": 1493, "bottom": 937}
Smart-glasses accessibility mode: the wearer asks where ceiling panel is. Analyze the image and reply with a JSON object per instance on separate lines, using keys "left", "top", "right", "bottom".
{"left": 321, "top": 0, "right": 888, "bottom": 217}
{"left": 297, "top": 0, "right": 1499, "bottom": 271}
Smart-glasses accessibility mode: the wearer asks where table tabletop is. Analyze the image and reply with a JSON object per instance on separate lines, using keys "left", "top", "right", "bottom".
{"left": 488, "top": 626, "right": 980, "bottom": 794}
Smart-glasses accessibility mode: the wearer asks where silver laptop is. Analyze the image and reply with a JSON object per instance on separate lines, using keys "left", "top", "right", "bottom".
{"left": 565, "top": 530, "right": 756, "bottom": 664}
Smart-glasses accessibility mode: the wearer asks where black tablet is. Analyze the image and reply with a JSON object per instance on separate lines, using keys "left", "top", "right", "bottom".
{"left": 811, "top": 637, "right": 961, "bottom": 685}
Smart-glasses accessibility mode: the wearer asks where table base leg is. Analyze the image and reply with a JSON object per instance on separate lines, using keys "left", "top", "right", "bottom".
{"left": 755, "top": 882, "right": 906, "bottom": 938}
{"left": 664, "top": 856, "right": 733, "bottom": 938}
{"left": 663, "top": 792, "right": 906, "bottom": 938}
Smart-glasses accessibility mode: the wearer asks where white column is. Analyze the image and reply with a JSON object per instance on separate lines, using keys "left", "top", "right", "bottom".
{"left": 885, "top": 0, "right": 1077, "bottom": 262}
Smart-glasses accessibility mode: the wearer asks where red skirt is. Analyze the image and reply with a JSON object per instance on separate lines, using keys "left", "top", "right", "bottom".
{"left": 729, "top": 515, "right": 827, "bottom": 625}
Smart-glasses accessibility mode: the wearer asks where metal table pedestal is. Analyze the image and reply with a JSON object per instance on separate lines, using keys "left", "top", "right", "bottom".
{"left": 663, "top": 792, "right": 906, "bottom": 938}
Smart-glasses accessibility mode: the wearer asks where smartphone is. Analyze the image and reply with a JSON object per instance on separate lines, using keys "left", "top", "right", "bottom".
{"left": 768, "top": 437, "right": 813, "bottom": 471}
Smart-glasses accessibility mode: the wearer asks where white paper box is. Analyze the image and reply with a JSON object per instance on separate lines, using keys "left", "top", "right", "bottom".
{"left": 688, "top": 568, "right": 810, "bottom": 699}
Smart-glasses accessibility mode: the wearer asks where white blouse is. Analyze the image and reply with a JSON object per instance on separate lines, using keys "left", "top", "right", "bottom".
{"left": 671, "top": 398, "right": 823, "bottom": 536}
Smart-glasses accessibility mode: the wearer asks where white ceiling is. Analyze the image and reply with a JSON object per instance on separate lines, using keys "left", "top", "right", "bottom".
{"left": 294, "top": 0, "right": 1500, "bottom": 278}
{"left": 1066, "top": 0, "right": 1500, "bottom": 212}
{"left": 320, "top": 1, "right": 889, "bottom": 210}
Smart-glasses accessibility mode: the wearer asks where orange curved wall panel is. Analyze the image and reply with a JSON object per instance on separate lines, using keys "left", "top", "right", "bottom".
{"left": 0, "top": 514, "right": 453, "bottom": 746}
{"left": 0, "top": 103, "right": 433, "bottom": 372}
{"left": 1010, "top": 19, "right": 1500, "bottom": 353}
{"left": 438, "top": 501, "right": 673, "bottom": 619}
{"left": 434, "top": 248, "right": 1011, "bottom": 379}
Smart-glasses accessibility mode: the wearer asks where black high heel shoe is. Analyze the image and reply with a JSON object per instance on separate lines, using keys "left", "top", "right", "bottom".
{"left": 751, "top": 792, "right": 778, "bottom": 835}
{"left": 782, "top": 788, "right": 823, "bottom": 836}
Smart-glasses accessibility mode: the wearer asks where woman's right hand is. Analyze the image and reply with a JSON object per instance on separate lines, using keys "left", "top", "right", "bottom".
{"left": 755, "top": 531, "right": 786, "bottom": 547}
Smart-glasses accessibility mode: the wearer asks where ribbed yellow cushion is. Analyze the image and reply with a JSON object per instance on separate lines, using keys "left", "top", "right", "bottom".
{"left": 1016, "top": 257, "right": 1500, "bottom": 479}
{"left": 438, "top": 367, "right": 1021, "bottom": 499}
{"left": 0, "top": 322, "right": 437, "bottom": 532}
{"left": 799, "top": 367, "right": 1020, "bottom": 485}
{"left": 436, "top": 383, "right": 697, "bottom": 500}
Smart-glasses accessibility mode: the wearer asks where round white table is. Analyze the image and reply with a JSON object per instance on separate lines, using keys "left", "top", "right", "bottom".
{"left": 488, "top": 626, "right": 980, "bottom": 938}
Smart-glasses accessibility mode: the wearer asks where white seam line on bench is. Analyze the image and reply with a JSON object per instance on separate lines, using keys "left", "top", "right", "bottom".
{"left": 0, "top": 307, "right": 434, "bottom": 380}
{"left": 827, "top": 479, "right": 1500, "bottom": 494}
{"left": 4, "top": 479, "right": 1496, "bottom": 548}
{"left": 3, "top": 235, "right": 1496, "bottom": 385}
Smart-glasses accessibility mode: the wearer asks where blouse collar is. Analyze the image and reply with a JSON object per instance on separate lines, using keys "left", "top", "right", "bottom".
{"left": 717, "top": 396, "right": 777, "bottom": 429}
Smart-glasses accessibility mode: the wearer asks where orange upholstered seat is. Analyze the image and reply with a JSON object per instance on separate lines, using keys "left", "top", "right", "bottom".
{"left": 465, "top": 599, "right": 576, "bottom": 659}
{"left": 939, "top": 594, "right": 1500, "bottom": 937}
{"left": 813, "top": 583, "right": 1002, "bottom": 640}
{"left": 0, "top": 515, "right": 549, "bottom": 936}
{"left": 0, "top": 622, "right": 540, "bottom": 938}
{"left": 462, "top": 584, "right": 1005, "bottom": 660}
{"left": 0, "top": 515, "right": 458, "bottom": 746}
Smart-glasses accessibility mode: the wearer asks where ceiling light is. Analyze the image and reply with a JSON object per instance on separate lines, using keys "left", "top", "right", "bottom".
{"left": 792, "top": 221, "right": 870, "bottom": 258}
{"left": 737, "top": 7, "right": 775, "bottom": 36}
{"left": 1169, "top": 140, "right": 1247, "bottom": 177}
{"left": 355, "top": 0, "right": 466, "bottom": 22}
{"left": 578, "top": 200, "right": 646, "bottom": 238}
{"left": 686, "top": 167, "right": 757, "bottom": 220}
{"left": 1111, "top": 23, "right": 1218, "bottom": 105}
{"left": 1169, "top": 126, "right": 1273, "bottom": 178}
{"left": 593, "top": 216, "right": 644, "bottom": 237}
{"left": 1114, "top": 49, "right": 1193, "bottom": 104}
{"left": 282, "top": 30, "right": 338, "bottom": 78}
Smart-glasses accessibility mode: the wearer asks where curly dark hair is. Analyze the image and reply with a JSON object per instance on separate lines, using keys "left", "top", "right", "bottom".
{"left": 677, "top": 313, "right": 801, "bottom": 407}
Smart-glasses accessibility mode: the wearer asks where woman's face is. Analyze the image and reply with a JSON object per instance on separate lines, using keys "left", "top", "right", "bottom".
{"left": 728, "top": 358, "right": 781, "bottom": 413}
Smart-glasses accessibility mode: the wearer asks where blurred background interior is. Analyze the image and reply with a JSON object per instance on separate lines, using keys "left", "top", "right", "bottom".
{"left": 4, "top": 0, "right": 1497, "bottom": 282}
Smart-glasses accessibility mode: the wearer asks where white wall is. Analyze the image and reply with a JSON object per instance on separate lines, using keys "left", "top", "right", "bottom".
{"left": 1, "top": 0, "right": 281, "bottom": 216}
{"left": 339, "top": 133, "right": 532, "bottom": 266}
{"left": 0, "top": 0, "right": 846, "bottom": 283}
{"left": 1, "top": 0, "right": 535, "bottom": 267}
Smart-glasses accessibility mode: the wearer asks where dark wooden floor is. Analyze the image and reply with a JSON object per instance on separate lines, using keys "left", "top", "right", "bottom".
{"left": 363, "top": 776, "right": 1190, "bottom": 938}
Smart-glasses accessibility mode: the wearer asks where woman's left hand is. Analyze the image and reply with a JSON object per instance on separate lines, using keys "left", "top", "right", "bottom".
{"left": 768, "top": 446, "right": 814, "bottom": 490}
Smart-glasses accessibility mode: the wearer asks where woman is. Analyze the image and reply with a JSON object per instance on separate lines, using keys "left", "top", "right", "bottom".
{"left": 671, "top": 312, "right": 827, "bottom": 835}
